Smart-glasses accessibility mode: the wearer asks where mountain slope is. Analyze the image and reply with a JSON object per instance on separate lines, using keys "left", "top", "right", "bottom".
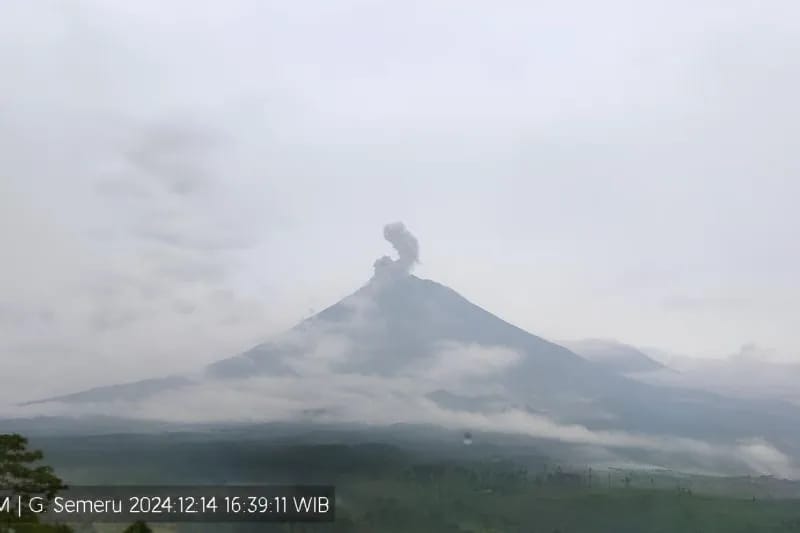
{"left": 208, "top": 275, "right": 589, "bottom": 380}
{"left": 562, "top": 339, "right": 667, "bottom": 374}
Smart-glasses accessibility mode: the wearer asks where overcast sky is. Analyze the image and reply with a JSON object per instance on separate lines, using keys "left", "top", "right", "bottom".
{"left": 1, "top": 0, "right": 798, "bottom": 404}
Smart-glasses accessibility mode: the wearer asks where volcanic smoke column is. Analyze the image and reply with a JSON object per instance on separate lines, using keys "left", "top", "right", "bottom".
{"left": 373, "top": 222, "right": 419, "bottom": 278}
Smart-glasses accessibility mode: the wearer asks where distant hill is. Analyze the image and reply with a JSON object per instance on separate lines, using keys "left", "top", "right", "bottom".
{"left": 561, "top": 339, "right": 667, "bottom": 375}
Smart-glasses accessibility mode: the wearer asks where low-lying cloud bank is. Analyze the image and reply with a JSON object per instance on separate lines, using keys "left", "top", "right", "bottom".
{"left": 8, "top": 364, "right": 798, "bottom": 479}
{"left": 633, "top": 346, "right": 800, "bottom": 405}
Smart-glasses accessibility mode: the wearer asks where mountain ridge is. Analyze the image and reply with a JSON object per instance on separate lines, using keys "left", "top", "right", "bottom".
{"left": 561, "top": 338, "right": 668, "bottom": 374}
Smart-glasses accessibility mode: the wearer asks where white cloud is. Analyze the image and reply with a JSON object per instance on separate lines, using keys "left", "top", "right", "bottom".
{"left": 12, "top": 371, "right": 797, "bottom": 478}
{"left": 418, "top": 342, "right": 522, "bottom": 382}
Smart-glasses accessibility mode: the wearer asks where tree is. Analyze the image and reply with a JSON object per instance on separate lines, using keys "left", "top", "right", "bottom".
{"left": 122, "top": 521, "right": 152, "bottom": 533}
{"left": 1, "top": 434, "right": 68, "bottom": 529}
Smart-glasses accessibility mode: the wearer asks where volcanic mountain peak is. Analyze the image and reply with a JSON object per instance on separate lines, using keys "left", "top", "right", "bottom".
{"left": 207, "top": 271, "right": 585, "bottom": 380}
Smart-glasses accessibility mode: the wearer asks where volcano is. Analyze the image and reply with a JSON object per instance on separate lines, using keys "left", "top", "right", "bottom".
{"left": 21, "top": 223, "right": 800, "bottom": 475}
{"left": 32, "top": 272, "right": 608, "bottom": 416}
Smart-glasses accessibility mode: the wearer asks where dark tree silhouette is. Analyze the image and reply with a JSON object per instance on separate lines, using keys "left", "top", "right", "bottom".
{"left": 123, "top": 521, "right": 153, "bottom": 533}
{"left": 1, "top": 434, "right": 67, "bottom": 514}
{"left": 1, "top": 434, "right": 70, "bottom": 532}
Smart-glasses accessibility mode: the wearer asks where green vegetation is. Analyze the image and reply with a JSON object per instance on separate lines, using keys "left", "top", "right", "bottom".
{"left": 19, "top": 433, "right": 800, "bottom": 532}
{"left": 332, "top": 465, "right": 800, "bottom": 532}
{"left": 122, "top": 522, "right": 152, "bottom": 533}
{"left": 1, "top": 434, "right": 71, "bottom": 532}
